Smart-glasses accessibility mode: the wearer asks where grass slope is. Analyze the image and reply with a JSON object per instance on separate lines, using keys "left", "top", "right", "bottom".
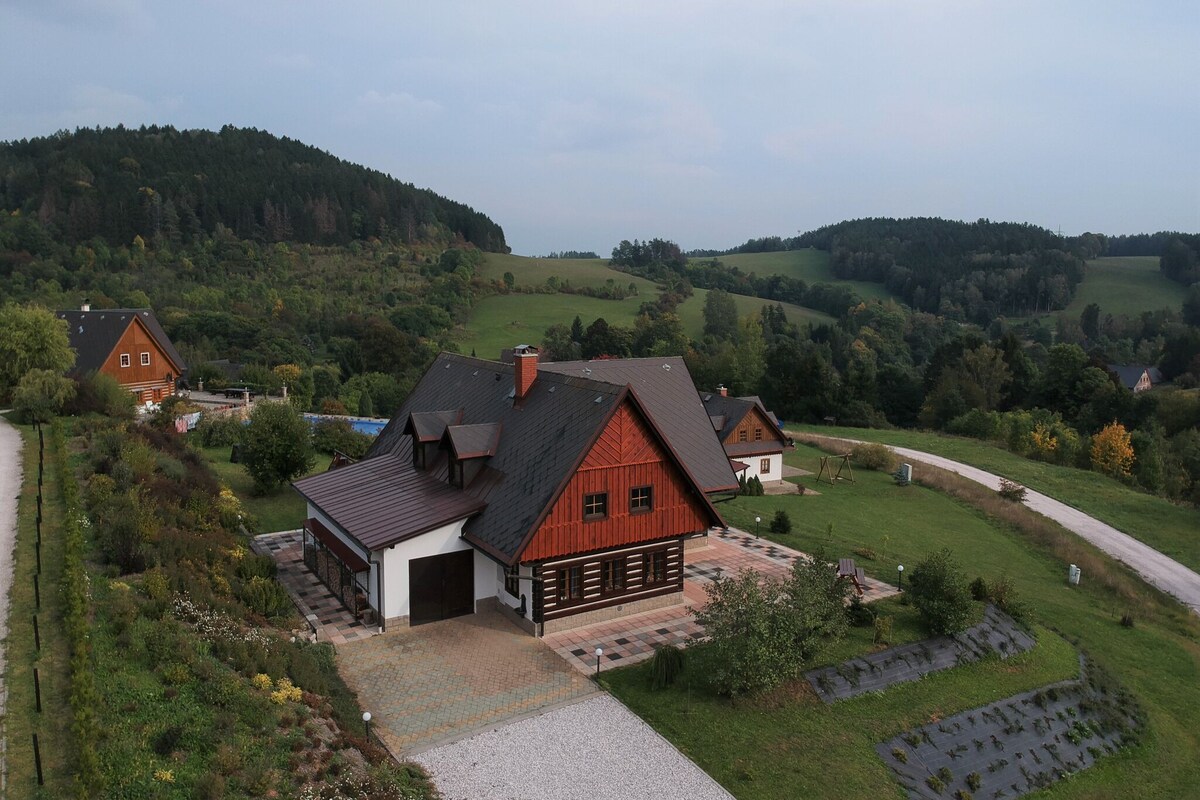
{"left": 1066, "top": 256, "right": 1186, "bottom": 317}
{"left": 676, "top": 288, "right": 834, "bottom": 338}
{"left": 793, "top": 425, "right": 1200, "bottom": 574}
{"left": 457, "top": 292, "right": 649, "bottom": 361}
{"left": 710, "top": 249, "right": 899, "bottom": 303}
{"left": 479, "top": 253, "right": 659, "bottom": 294}
{"left": 607, "top": 440, "right": 1200, "bottom": 799}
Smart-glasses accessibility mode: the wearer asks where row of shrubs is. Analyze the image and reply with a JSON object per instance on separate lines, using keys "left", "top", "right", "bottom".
{"left": 50, "top": 420, "right": 103, "bottom": 797}
{"left": 195, "top": 411, "right": 375, "bottom": 460}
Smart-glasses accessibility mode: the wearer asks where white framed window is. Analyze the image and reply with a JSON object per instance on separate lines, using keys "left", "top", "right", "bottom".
{"left": 120, "top": 353, "right": 131, "bottom": 368}
{"left": 140, "top": 352, "right": 151, "bottom": 366}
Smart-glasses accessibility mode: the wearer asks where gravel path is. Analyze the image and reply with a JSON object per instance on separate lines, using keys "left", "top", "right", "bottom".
{"left": 0, "top": 414, "right": 25, "bottom": 790}
{"left": 415, "top": 694, "right": 734, "bottom": 800}
{"left": 828, "top": 436, "right": 1200, "bottom": 616}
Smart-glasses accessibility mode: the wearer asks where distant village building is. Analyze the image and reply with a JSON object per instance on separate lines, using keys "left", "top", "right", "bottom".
{"left": 1107, "top": 364, "right": 1161, "bottom": 394}
{"left": 292, "top": 348, "right": 733, "bottom": 636}
{"left": 701, "top": 386, "right": 791, "bottom": 484}
{"left": 56, "top": 303, "right": 186, "bottom": 406}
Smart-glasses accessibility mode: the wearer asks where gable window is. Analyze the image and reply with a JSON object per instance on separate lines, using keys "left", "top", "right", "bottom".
{"left": 140, "top": 352, "right": 151, "bottom": 366}
{"left": 601, "top": 557, "right": 626, "bottom": 594}
{"left": 583, "top": 492, "right": 608, "bottom": 520}
{"left": 737, "top": 429, "right": 748, "bottom": 442}
{"left": 504, "top": 565, "right": 520, "bottom": 597}
{"left": 754, "top": 427, "right": 763, "bottom": 441}
{"left": 644, "top": 550, "right": 668, "bottom": 584}
{"left": 558, "top": 565, "right": 583, "bottom": 602}
{"left": 761, "top": 458, "right": 771, "bottom": 475}
{"left": 120, "top": 353, "right": 131, "bottom": 368}
{"left": 630, "top": 485, "right": 653, "bottom": 514}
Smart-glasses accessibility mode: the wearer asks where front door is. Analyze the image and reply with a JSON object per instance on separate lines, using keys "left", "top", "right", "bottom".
{"left": 409, "top": 549, "right": 474, "bottom": 625}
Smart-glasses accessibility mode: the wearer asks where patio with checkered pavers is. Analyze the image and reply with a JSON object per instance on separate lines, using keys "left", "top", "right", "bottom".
{"left": 252, "top": 530, "right": 378, "bottom": 645}
{"left": 545, "top": 527, "right": 899, "bottom": 674}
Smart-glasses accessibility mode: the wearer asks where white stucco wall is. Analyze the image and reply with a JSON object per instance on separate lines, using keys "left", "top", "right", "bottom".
{"left": 493, "top": 562, "right": 536, "bottom": 622}
{"left": 741, "top": 452, "right": 783, "bottom": 483}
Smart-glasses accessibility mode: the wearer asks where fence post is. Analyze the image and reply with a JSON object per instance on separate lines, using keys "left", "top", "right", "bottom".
{"left": 34, "top": 573, "right": 39, "bottom": 610}
{"left": 36, "top": 538, "right": 41, "bottom": 574}
{"left": 33, "top": 734, "right": 43, "bottom": 786}
{"left": 33, "top": 614, "right": 40, "bottom": 651}
{"left": 34, "top": 667, "right": 41, "bottom": 713}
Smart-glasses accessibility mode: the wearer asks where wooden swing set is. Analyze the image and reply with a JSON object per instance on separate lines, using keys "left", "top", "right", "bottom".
{"left": 816, "top": 453, "right": 855, "bottom": 486}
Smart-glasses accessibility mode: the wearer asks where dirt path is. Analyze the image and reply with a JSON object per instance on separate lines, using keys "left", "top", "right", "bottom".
{"left": 815, "top": 435, "right": 1200, "bottom": 616}
{"left": 0, "top": 414, "right": 24, "bottom": 792}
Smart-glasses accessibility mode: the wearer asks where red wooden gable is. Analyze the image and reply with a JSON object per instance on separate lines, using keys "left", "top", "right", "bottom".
{"left": 520, "top": 399, "right": 714, "bottom": 562}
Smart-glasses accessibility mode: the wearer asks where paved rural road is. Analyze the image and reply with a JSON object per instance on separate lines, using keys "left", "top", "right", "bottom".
{"left": 840, "top": 438, "right": 1200, "bottom": 616}
{"left": 0, "top": 414, "right": 24, "bottom": 792}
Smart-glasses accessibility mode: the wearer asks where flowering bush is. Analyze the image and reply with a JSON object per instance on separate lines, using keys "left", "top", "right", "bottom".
{"left": 271, "top": 678, "right": 303, "bottom": 705}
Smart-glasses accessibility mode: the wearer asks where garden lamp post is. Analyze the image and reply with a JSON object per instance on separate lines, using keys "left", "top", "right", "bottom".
{"left": 362, "top": 711, "right": 371, "bottom": 739}
{"left": 595, "top": 646, "right": 603, "bottom": 677}
{"left": 897, "top": 564, "right": 904, "bottom": 590}
{"left": 755, "top": 516, "right": 761, "bottom": 539}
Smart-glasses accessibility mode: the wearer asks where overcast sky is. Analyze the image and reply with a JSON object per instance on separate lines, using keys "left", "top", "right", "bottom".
{"left": 3, "top": 1, "right": 1197, "bottom": 254}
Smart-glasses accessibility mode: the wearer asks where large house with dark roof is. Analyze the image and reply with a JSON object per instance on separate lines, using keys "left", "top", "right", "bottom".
{"left": 293, "top": 348, "right": 729, "bottom": 635}
{"left": 56, "top": 303, "right": 185, "bottom": 406}
{"left": 700, "top": 387, "right": 791, "bottom": 484}
{"left": 1107, "top": 364, "right": 1161, "bottom": 394}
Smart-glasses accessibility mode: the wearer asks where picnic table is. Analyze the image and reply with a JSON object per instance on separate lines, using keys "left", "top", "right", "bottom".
{"left": 837, "top": 558, "right": 867, "bottom": 596}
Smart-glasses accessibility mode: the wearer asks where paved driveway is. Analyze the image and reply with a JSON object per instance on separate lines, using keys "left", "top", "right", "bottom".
{"left": 337, "top": 608, "right": 597, "bottom": 755}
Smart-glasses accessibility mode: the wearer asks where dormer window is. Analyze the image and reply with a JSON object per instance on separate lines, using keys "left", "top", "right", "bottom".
{"left": 449, "top": 458, "right": 464, "bottom": 488}
{"left": 413, "top": 439, "right": 426, "bottom": 469}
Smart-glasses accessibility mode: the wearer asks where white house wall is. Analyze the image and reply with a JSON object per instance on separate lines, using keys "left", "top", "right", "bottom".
{"left": 377, "top": 517, "right": 491, "bottom": 621}
{"left": 742, "top": 452, "right": 783, "bottom": 483}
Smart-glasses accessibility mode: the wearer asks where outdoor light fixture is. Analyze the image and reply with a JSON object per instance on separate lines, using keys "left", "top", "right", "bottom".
{"left": 362, "top": 711, "right": 372, "bottom": 738}
{"left": 595, "top": 646, "right": 603, "bottom": 677}
{"left": 755, "top": 515, "right": 761, "bottom": 539}
{"left": 897, "top": 564, "right": 904, "bottom": 590}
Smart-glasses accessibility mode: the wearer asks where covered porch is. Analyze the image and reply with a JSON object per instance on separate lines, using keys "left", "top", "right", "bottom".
{"left": 302, "top": 516, "right": 376, "bottom": 626}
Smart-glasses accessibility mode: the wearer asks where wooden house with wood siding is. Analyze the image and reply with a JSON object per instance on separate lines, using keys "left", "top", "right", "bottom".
{"left": 701, "top": 386, "right": 791, "bottom": 484}
{"left": 293, "top": 348, "right": 728, "bottom": 635}
{"left": 56, "top": 303, "right": 186, "bottom": 406}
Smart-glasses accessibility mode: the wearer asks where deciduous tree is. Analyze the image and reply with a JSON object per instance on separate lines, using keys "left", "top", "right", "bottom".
{"left": 0, "top": 304, "right": 76, "bottom": 402}
{"left": 241, "top": 401, "right": 315, "bottom": 494}
{"left": 1091, "top": 421, "right": 1135, "bottom": 478}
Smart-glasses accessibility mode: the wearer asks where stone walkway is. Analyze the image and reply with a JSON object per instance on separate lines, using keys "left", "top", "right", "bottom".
{"left": 337, "top": 609, "right": 598, "bottom": 756}
{"left": 547, "top": 528, "right": 899, "bottom": 674}
{"left": 252, "top": 530, "right": 377, "bottom": 645}
{"left": 805, "top": 605, "right": 1037, "bottom": 703}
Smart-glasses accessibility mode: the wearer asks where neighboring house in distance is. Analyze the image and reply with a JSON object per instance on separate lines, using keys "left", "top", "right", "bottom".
{"left": 56, "top": 303, "right": 186, "bottom": 406}
{"left": 701, "top": 385, "right": 791, "bottom": 484}
{"left": 293, "top": 347, "right": 727, "bottom": 636}
{"left": 1107, "top": 364, "right": 1162, "bottom": 394}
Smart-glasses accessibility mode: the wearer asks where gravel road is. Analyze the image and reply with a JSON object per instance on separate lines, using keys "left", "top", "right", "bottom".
{"left": 841, "top": 438, "right": 1200, "bottom": 615}
{"left": 0, "top": 414, "right": 25, "bottom": 788}
{"left": 415, "top": 694, "right": 734, "bottom": 800}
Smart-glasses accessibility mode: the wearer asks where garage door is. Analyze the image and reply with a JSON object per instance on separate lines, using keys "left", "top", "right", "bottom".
{"left": 409, "top": 549, "right": 475, "bottom": 625}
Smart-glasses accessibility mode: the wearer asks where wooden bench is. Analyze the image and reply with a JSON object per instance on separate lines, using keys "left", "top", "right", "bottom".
{"left": 837, "top": 558, "right": 867, "bottom": 597}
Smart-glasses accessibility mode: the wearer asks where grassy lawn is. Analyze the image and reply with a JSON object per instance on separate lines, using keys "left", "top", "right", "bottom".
{"left": 194, "top": 442, "right": 319, "bottom": 532}
{"left": 4, "top": 423, "right": 73, "bottom": 797}
{"left": 607, "top": 439, "right": 1200, "bottom": 798}
{"left": 791, "top": 425, "right": 1200, "bottom": 575}
{"left": 1067, "top": 257, "right": 1185, "bottom": 317}
{"left": 676, "top": 288, "right": 833, "bottom": 336}
{"left": 711, "top": 249, "right": 899, "bottom": 303}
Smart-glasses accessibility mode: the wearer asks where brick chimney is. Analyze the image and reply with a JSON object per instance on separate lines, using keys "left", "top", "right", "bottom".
{"left": 81, "top": 299, "right": 91, "bottom": 312}
{"left": 513, "top": 344, "right": 538, "bottom": 400}
{"left": 717, "top": 384, "right": 728, "bottom": 397}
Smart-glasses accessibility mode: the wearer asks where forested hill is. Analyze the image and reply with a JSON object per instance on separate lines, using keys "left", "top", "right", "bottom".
{"left": 0, "top": 125, "right": 508, "bottom": 252}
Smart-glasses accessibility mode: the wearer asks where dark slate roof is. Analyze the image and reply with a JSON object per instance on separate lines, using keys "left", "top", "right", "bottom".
{"left": 539, "top": 357, "right": 738, "bottom": 493}
{"left": 699, "top": 391, "right": 786, "bottom": 446}
{"left": 293, "top": 452, "right": 486, "bottom": 552}
{"left": 407, "top": 409, "right": 463, "bottom": 441}
{"left": 1107, "top": 364, "right": 1153, "bottom": 390}
{"left": 56, "top": 308, "right": 185, "bottom": 377}
{"left": 445, "top": 423, "right": 502, "bottom": 459}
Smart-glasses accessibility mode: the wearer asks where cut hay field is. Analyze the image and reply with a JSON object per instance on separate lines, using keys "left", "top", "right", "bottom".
{"left": 1066, "top": 256, "right": 1186, "bottom": 317}
{"left": 708, "top": 249, "right": 899, "bottom": 303}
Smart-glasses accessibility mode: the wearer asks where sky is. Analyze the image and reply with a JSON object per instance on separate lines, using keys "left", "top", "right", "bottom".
{"left": 3, "top": 1, "right": 1197, "bottom": 255}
